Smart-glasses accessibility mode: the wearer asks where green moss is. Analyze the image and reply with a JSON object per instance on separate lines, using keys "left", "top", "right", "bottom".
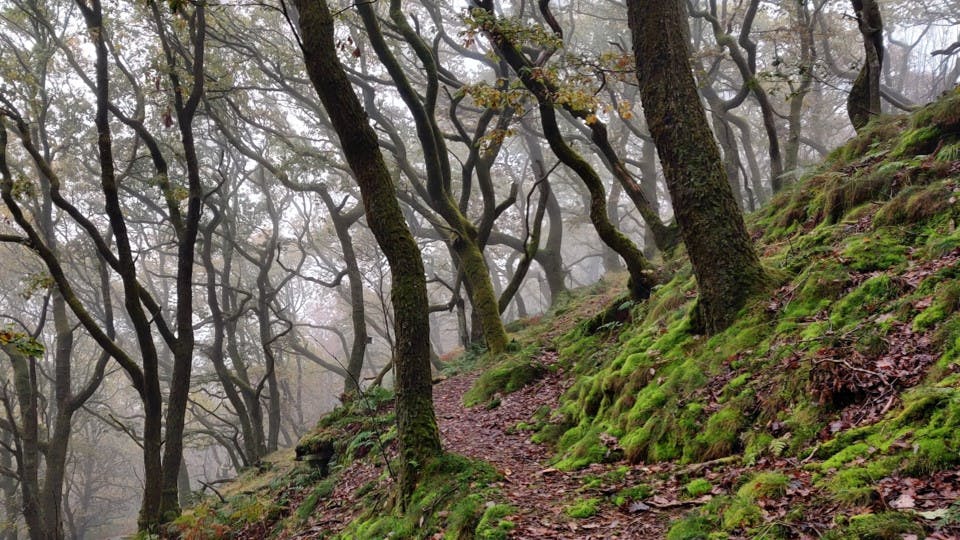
{"left": 474, "top": 504, "right": 515, "bottom": 539}
{"left": 464, "top": 349, "right": 546, "bottom": 406}
{"left": 685, "top": 478, "right": 712, "bottom": 497}
{"left": 564, "top": 497, "right": 601, "bottom": 518}
{"left": 830, "top": 275, "right": 902, "bottom": 328}
{"left": 840, "top": 230, "right": 909, "bottom": 273}
{"left": 826, "top": 512, "right": 924, "bottom": 540}
{"left": 822, "top": 458, "right": 899, "bottom": 506}
{"left": 823, "top": 168, "right": 896, "bottom": 224}
{"left": 690, "top": 406, "right": 745, "bottom": 460}
{"left": 876, "top": 182, "right": 954, "bottom": 226}
{"left": 913, "top": 282, "right": 960, "bottom": 331}
{"left": 743, "top": 432, "right": 775, "bottom": 464}
{"left": 820, "top": 442, "right": 873, "bottom": 471}
{"left": 736, "top": 472, "right": 789, "bottom": 501}
{"left": 893, "top": 125, "right": 941, "bottom": 158}
{"left": 911, "top": 86, "right": 960, "bottom": 133}
{"left": 666, "top": 515, "right": 716, "bottom": 540}
{"left": 531, "top": 422, "right": 569, "bottom": 446}
{"left": 339, "top": 453, "right": 503, "bottom": 539}
{"left": 295, "top": 478, "right": 336, "bottom": 521}
{"left": 936, "top": 140, "right": 960, "bottom": 162}
{"left": 721, "top": 497, "right": 762, "bottom": 530}
{"left": 555, "top": 429, "right": 611, "bottom": 470}
{"left": 613, "top": 484, "right": 652, "bottom": 506}
{"left": 829, "top": 115, "right": 905, "bottom": 163}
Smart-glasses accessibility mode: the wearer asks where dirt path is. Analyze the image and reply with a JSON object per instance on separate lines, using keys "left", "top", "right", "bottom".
{"left": 433, "top": 352, "right": 667, "bottom": 539}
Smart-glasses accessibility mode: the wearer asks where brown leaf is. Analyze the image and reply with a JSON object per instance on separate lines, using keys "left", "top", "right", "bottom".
{"left": 890, "top": 493, "right": 916, "bottom": 509}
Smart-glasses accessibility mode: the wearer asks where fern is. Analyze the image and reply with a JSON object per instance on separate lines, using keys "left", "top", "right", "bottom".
{"left": 768, "top": 434, "right": 790, "bottom": 457}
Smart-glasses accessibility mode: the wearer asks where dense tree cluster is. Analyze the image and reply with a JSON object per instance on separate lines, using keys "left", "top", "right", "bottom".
{"left": 0, "top": 0, "right": 955, "bottom": 536}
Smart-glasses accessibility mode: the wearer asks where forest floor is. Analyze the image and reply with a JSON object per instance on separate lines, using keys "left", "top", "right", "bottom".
{"left": 433, "top": 343, "right": 959, "bottom": 540}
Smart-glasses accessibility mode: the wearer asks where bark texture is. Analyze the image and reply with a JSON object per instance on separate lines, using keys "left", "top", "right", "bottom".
{"left": 848, "top": 0, "right": 884, "bottom": 131}
{"left": 293, "top": 0, "right": 442, "bottom": 504}
{"left": 628, "top": 0, "right": 767, "bottom": 333}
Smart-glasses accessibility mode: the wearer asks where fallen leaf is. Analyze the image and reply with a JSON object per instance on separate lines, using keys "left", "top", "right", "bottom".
{"left": 890, "top": 493, "right": 915, "bottom": 509}
{"left": 917, "top": 508, "right": 949, "bottom": 520}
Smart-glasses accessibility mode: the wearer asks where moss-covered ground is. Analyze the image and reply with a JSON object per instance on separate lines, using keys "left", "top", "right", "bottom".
{"left": 182, "top": 88, "right": 960, "bottom": 538}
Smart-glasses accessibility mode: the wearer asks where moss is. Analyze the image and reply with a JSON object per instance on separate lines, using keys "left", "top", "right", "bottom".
{"left": 743, "top": 432, "right": 775, "bottom": 464}
{"left": 295, "top": 478, "right": 336, "bottom": 521}
{"left": 531, "top": 421, "right": 569, "bottom": 446}
{"left": 820, "top": 442, "right": 873, "bottom": 471}
{"left": 666, "top": 515, "right": 716, "bottom": 540}
{"left": 555, "top": 429, "right": 612, "bottom": 470}
{"left": 936, "top": 140, "right": 960, "bottom": 162}
{"left": 892, "top": 125, "right": 941, "bottom": 158}
{"left": 474, "top": 503, "right": 515, "bottom": 539}
{"left": 564, "top": 497, "right": 601, "bottom": 518}
{"left": 685, "top": 478, "right": 712, "bottom": 497}
{"left": 829, "top": 115, "right": 904, "bottom": 163}
{"left": 840, "top": 230, "right": 909, "bottom": 273}
{"left": 690, "top": 406, "right": 745, "bottom": 460}
{"left": 826, "top": 512, "right": 925, "bottom": 540}
{"left": 721, "top": 497, "right": 762, "bottom": 530}
{"left": 911, "top": 86, "right": 960, "bottom": 133}
{"left": 613, "top": 484, "right": 652, "bottom": 506}
{"left": 902, "top": 437, "right": 958, "bottom": 475}
{"left": 913, "top": 282, "right": 960, "bottom": 332}
{"left": 823, "top": 168, "right": 896, "bottom": 224}
{"left": 464, "top": 349, "right": 546, "bottom": 406}
{"left": 829, "top": 275, "right": 902, "bottom": 328}
{"left": 736, "top": 472, "right": 789, "bottom": 501}
{"left": 822, "top": 457, "right": 899, "bottom": 506}
{"left": 876, "top": 182, "right": 954, "bottom": 225}
{"left": 338, "top": 453, "right": 502, "bottom": 539}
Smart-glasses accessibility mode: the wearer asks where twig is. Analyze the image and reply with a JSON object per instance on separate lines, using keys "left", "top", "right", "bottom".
{"left": 199, "top": 480, "right": 227, "bottom": 503}
{"left": 676, "top": 455, "right": 739, "bottom": 476}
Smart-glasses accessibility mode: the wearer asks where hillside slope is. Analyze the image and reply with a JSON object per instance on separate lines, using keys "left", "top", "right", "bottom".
{"left": 174, "top": 88, "right": 960, "bottom": 539}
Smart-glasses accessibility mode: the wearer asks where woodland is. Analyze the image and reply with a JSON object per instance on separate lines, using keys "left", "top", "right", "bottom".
{"left": 0, "top": 0, "right": 958, "bottom": 538}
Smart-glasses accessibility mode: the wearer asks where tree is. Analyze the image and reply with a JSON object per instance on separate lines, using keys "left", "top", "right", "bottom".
{"left": 627, "top": 0, "right": 767, "bottom": 333}
{"left": 848, "top": 0, "right": 885, "bottom": 130}
{"left": 471, "top": 0, "right": 660, "bottom": 300}
{"left": 291, "top": 0, "right": 442, "bottom": 504}
{"left": 0, "top": 0, "right": 209, "bottom": 529}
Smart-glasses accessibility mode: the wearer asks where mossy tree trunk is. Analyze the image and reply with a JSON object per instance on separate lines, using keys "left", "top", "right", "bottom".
{"left": 293, "top": 0, "right": 442, "bottom": 505}
{"left": 848, "top": 0, "right": 884, "bottom": 131}
{"left": 628, "top": 0, "right": 768, "bottom": 333}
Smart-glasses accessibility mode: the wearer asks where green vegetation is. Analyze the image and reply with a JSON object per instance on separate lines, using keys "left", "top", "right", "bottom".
{"left": 825, "top": 512, "right": 924, "bottom": 539}
{"left": 339, "top": 453, "right": 507, "bottom": 540}
{"left": 463, "top": 345, "right": 546, "bottom": 407}
{"left": 684, "top": 478, "right": 712, "bottom": 497}
{"left": 564, "top": 497, "right": 601, "bottom": 518}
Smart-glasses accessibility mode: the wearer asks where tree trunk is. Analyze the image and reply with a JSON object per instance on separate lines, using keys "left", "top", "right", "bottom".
{"left": 293, "top": 0, "right": 442, "bottom": 505}
{"left": 848, "top": 0, "right": 884, "bottom": 131}
{"left": 784, "top": 0, "right": 816, "bottom": 175}
{"left": 317, "top": 191, "right": 369, "bottom": 395}
{"left": 628, "top": 0, "right": 767, "bottom": 333}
